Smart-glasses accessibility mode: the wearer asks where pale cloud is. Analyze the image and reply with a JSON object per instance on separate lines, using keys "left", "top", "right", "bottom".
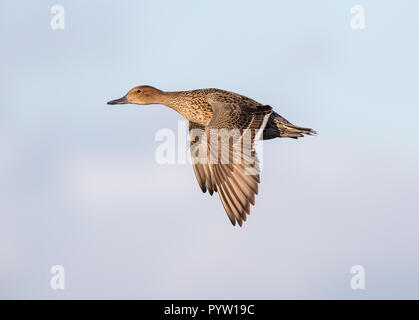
{"left": 55, "top": 151, "right": 193, "bottom": 216}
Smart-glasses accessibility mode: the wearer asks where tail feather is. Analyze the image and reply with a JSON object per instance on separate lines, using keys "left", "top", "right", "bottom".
{"left": 262, "top": 111, "right": 317, "bottom": 140}
{"left": 279, "top": 123, "right": 317, "bottom": 138}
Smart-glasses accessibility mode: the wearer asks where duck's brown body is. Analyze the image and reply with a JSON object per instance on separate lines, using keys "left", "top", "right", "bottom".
{"left": 160, "top": 88, "right": 315, "bottom": 140}
{"left": 108, "top": 86, "right": 316, "bottom": 226}
{"left": 164, "top": 88, "right": 258, "bottom": 126}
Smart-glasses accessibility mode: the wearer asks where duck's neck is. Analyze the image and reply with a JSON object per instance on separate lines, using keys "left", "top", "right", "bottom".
{"left": 155, "top": 90, "right": 210, "bottom": 125}
{"left": 157, "top": 91, "right": 184, "bottom": 110}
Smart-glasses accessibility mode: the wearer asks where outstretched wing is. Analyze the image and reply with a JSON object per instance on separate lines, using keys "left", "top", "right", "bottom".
{"left": 189, "top": 95, "right": 272, "bottom": 226}
{"left": 189, "top": 121, "right": 217, "bottom": 195}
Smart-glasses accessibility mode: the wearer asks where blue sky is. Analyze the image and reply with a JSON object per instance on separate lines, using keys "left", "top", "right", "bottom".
{"left": 1, "top": 0, "right": 418, "bottom": 299}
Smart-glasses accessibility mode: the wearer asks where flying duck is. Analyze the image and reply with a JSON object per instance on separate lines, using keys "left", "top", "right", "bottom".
{"left": 108, "top": 86, "right": 316, "bottom": 226}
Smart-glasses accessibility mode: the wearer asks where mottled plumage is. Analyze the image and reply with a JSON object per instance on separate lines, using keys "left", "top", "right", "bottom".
{"left": 108, "top": 86, "right": 316, "bottom": 226}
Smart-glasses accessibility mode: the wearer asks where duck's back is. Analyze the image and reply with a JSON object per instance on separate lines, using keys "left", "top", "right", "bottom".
{"left": 166, "top": 88, "right": 262, "bottom": 125}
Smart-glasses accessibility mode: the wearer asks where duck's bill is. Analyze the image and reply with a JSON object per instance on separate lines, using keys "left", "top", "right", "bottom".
{"left": 107, "top": 96, "right": 129, "bottom": 105}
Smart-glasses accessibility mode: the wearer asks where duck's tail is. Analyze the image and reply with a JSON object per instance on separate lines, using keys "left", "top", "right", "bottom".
{"left": 262, "top": 112, "right": 317, "bottom": 140}
{"left": 278, "top": 122, "right": 317, "bottom": 138}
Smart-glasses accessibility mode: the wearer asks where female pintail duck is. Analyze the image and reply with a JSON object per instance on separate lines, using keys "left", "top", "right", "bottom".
{"left": 108, "top": 86, "right": 316, "bottom": 226}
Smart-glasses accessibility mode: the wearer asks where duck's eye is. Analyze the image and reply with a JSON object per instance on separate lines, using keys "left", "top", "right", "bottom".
{"left": 136, "top": 89, "right": 142, "bottom": 94}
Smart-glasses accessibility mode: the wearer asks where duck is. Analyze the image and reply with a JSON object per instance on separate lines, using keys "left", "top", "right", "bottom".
{"left": 108, "top": 85, "right": 316, "bottom": 226}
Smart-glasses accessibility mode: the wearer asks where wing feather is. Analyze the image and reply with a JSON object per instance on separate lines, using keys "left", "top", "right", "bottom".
{"left": 188, "top": 97, "right": 272, "bottom": 226}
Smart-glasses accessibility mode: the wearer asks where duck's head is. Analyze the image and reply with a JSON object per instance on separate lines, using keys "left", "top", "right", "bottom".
{"left": 107, "top": 85, "right": 164, "bottom": 105}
